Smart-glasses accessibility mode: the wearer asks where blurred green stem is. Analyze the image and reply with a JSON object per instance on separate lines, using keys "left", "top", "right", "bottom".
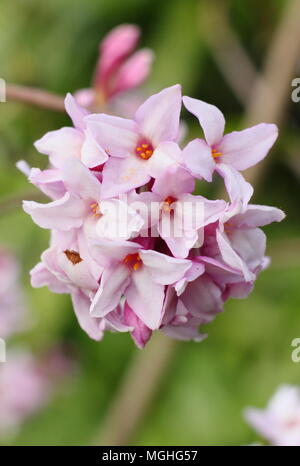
{"left": 6, "top": 84, "right": 65, "bottom": 112}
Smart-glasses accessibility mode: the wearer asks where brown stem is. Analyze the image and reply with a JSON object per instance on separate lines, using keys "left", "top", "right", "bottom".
{"left": 94, "top": 334, "right": 176, "bottom": 446}
{"left": 6, "top": 84, "right": 65, "bottom": 112}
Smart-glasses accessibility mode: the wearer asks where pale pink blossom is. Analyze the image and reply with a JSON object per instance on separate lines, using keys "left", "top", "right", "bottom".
{"left": 0, "top": 349, "right": 72, "bottom": 438}
{"left": 182, "top": 97, "right": 278, "bottom": 208}
{"left": 245, "top": 385, "right": 300, "bottom": 446}
{"left": 85, "top": 85, "right": 182, "bottom": 197}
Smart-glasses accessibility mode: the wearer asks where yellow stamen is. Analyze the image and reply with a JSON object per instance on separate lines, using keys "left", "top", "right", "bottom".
{"left": 212, "top": 148, "right": 222, "bottom": 159}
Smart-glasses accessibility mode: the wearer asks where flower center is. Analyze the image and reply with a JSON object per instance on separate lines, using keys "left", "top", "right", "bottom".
{"left": 135, "top": 140, "right": 154, "bottom": 160}
{"left": 123, "top": 253, "right": 142, "bottom": 271}
{"left": 64, "top": 250, "right": 83, "bottom": 265}
{"left": 90, "top": 202, "right": 102, "bottom": 218}
{"left": 162, "top": 196, "right": 177, "bottom": 213}
{"left": 211, "top": 148, "right": 222, "bottom": 159}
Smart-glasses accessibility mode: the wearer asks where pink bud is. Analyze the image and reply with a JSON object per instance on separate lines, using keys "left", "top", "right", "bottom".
{"left": 94, "top": 24, "right": 140, "bottom": 91}
{"left": 124, "top": 301, "right": 152, "bottom": 349}
{"left": 108, "top": 49, "right": 154, "bottom": 98}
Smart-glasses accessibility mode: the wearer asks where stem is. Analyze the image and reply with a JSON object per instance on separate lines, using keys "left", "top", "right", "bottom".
{"left": 6, "top": 84, "right": 65, "bottom": 112}
{"left": 94, "top": 333, "right": 176, "bottom": 446}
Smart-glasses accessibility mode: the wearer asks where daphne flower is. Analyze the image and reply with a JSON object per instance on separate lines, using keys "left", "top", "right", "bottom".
{"left": 85, "top": 85, "right": 182, "bottom": 198}
{"left": 182, "top": 97, "right": 278, "bottom": 208}
{"left": 21, "top": 77, "right": 285, "bottom": 347}
{"left": 151, "top": 165, "right": 227, "bottom": 258}
{"left": 35, "top": 94, "right": 107, "bottom": 170}
{"left": 245, "top": 385, "right": 300, "bottom": 446}
{"left": 90, "top": 239, "right": 191, "bottom": 330}
{"left": 75, "top": 24, "right": 153, "bottom": 109}
{"left": 215, "top": 202, "right": 285, "bottom": 281}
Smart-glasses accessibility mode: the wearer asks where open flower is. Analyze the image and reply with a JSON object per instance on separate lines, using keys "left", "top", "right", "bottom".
{"left": 85, "top": 85, "right": 182, "bottom": 197}
{"left": 245, "top": 385, "right": 300, "bottom": 446}
{"left": 182, "top": 96, "right": 278, "bottom": 208}
{"left": 90, "top": 239, "right": 191, "bottom": 330}
{"left": 151, "top": 164, "right": 226, "bottom": 258}
{"left": 35, "top": 94, "right": 107, "bottom": 170}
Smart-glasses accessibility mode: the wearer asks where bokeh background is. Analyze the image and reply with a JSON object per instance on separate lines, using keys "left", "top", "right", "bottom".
{"left": 0, "top": 0, "right": 300, "bottom": 446}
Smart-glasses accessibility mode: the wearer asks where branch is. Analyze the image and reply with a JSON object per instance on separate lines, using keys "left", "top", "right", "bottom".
{"left": 6, "top": 84, "right": 65, "bottom": 112}
{"left": 94, "top": 334, "right": 176, "bottom": 446}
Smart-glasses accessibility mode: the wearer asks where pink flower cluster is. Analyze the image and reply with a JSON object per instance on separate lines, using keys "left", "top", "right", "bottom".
{"left": 21, "top": 84, "right": 285, "bottom": 348}
{"left": 245, "top": 385, "right": 300, "bottom": 446}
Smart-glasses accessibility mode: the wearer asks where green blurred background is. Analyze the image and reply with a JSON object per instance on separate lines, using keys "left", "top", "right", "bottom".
{"left": 0, "top": 0, "right": 300, "bottom": 446}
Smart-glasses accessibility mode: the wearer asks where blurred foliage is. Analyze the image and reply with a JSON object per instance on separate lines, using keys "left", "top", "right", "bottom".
{"left": 0, "top": 0, "right": 299, "bottom": 446}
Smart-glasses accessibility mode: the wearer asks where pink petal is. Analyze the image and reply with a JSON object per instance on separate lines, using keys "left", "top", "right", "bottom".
{"left": 71, "top": 290, "right": 104, "bottom": 341}
{"left": 95, "top": 198, "right": 144, "bottom": 240}
{"left": 159, "top": 223, "right": 198, "bottom": 259}
{"left": 219, "top": 123, "right": 278, "bottom": 171}
{"left": 81, "top": 130, "right": 108, "bottom": 168}
{"left": 90, "top": 239, "right": 139, "bottom": 268}
{"left": 146, "top": 141, "right": 183, "bottom": 179}
{"left": 90, "top": 264, "right": 131, "bottom": 317}
{"left": 62, "top": 158, "right": 101, "bottom": 201}
{"left": 182, "top": 138, "right": 215, "bottom": 181}
{"left": 101, "top": 155, "right": 150, "bottom": 199}
{"left": 104, "top": 308, "right": 133, "bottom": 333}
{"left": 109, "top": 49, "right": 153, "bottom": 97}
{"left": 139, "top": 249, "right": 191, "bottom": 285}
{"left": 135, "top": 85, "right": 182, "bottom": 146}
{"left": 85, "top": 114, "right": 138, "bottom": 158}
{"left": 180, "top": 275, "right": 223, "bottom": 320}
{"left": 23, "top": 192, "right": 86, "bottom": 230}
{"left": 29, "top": 168, "right": 65, "bottom": 200}
{"left": 57, "top": 250, "right": 98, "bottom": 291}
{"left": 183, "top": 96, "right": 225, "bottom": 146}
{"left": 96, "top": 24, "right": 140, "bottom": 89}
{"left": 230, "top": 204, "right": 285, "bottom": 229}
{"left": 229, "top": 228, "right": 267, "bottom": 273}
{"left": 64, "top": 93, "right": 89, "bottom": 130}
{"left": 216, "top": 163, "right": 253, "bottom": 209}
{"left": 152, "top": 165, "right": 195, "bottom": 198}
{"left": 34, "top": 127, "right": 83, "bottom": 168}
{"left": 124, "top": 301, "right": 152, "bottom": 348}
{"left": 30, "top": 262, "right": 69, "bottom": 294}
{"left": 125, "top": 266, "right": 165, "bottom": 329}
{"left": 216, "top": 228, "right": 254, "bottom": 282}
